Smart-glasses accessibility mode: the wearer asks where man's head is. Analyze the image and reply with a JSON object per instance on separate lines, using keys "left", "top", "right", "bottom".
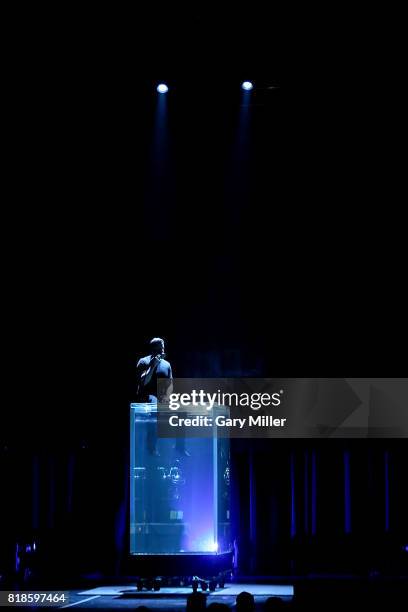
{"left": 236, "top": 591, "right": 255, "bottom": 612}
{"left": 149, "top": 337, "right": 165, "bottom": 356}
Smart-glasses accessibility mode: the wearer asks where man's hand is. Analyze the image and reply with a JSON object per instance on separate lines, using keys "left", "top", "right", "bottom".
{"left": 159, "top": 380, "right": 173, "bottom": 404}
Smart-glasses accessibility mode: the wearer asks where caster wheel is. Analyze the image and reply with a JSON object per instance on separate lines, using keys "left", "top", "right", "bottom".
{"left": 218, "top": 572, "right": 226, "bottom": 588}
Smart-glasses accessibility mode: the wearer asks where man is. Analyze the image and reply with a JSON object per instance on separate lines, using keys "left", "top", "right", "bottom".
{"left": 136, "top": 337, "right": 188, "bottom": 456}
{"left": 136, "top": 337, "right": 172, "bottom": 403}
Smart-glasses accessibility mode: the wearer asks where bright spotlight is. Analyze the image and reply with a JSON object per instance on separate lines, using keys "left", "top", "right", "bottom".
{"left": 157, "top": 83, "right": 169, "bottom": 94}
{"left": 241, "top": 81, "right": 254, "bottom": 91}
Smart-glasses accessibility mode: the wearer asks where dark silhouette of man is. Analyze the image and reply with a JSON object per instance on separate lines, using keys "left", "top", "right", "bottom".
{"left": 136, "top": 337, "right": 172, "bottom": 402}
{"left": 136, "top": 337, "right": 188, "bottom": 458}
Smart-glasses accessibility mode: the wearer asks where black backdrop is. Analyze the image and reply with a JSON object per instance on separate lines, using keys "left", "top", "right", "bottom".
{"left": 1, "top": 12, "right": 407, "bottom": 584}
{"left": 2, "top": 435, "right": 407, "bottom": 580}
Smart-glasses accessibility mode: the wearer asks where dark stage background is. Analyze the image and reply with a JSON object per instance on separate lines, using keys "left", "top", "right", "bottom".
{"left": 1, "top": 12, "right": 407, "bottom": 586}
{"left": 2, "top": 435, "right": 408, "bottom": 580}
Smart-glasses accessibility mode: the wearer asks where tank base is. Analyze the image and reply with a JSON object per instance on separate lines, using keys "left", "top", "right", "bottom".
{"left": 125, "top": 552, "right": 233, "bottom": 579}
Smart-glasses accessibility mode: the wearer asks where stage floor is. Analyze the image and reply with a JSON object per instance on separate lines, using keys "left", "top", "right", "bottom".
{"left": 59, "top": 584, "right": 293, "bottom": 609}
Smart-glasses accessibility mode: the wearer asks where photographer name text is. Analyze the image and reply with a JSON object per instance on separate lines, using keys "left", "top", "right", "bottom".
{"left": 168, "top": 415, "right": 287, "bottom": 429}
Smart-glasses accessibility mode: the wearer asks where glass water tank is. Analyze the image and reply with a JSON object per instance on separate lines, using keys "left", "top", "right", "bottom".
{"left": 130, "top": 403, "right": 231, "bottom": 556}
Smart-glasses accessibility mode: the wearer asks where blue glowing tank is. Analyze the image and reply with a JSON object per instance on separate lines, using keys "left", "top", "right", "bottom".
{"left": 130, "top": 403, "right": 231, "bottom": 557}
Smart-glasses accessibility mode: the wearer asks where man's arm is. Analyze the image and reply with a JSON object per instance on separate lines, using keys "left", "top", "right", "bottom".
{"left": 142, "top": 356, "right": 161, "bottom": 387}
{"left": 136, "top": 358, "right": 152, "bottom": 393}
{"left": 160, "top": 365, "right": 173, "bottom": 402}
{"left": 136, "top": 358, "right": 145, "bottom": 386}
